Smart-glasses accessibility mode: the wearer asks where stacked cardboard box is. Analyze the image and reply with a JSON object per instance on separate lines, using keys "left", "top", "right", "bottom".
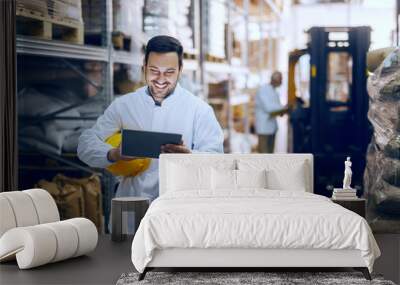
{"left": 248, "top": 38, "right": 278, "bottom": 71}
{"left": 208, "top": 81, "right": 229, "bottom": 99}
{"left": 211, "top": 102, "right": 228, "bottom": 129}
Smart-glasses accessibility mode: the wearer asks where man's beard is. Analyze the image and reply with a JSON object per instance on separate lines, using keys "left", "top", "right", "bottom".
{"left": 147, "top": 77, "right": 180, "bottom": 100}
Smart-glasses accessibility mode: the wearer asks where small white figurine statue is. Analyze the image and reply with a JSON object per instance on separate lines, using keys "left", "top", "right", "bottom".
{"left": 342, "top": 157, "right": 353, "bottom": 189}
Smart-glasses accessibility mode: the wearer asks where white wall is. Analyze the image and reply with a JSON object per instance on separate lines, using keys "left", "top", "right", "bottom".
{"left": 286, "top": 1, "right": 396, "bottom": 51}
{"left": 273, "top": 0, "right": 396, "bottom": 153}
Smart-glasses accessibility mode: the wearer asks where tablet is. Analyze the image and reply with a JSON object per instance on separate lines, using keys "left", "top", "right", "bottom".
{"left": 121, "top": 129, "right": 182, "bottom": 159}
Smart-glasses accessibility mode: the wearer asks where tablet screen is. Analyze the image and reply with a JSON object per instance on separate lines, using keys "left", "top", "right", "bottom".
{"left": 121, "top": 129, "right": 182, "bottom": 158}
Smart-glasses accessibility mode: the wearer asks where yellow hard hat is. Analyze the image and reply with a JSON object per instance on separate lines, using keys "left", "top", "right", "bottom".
{"left": 105, "top": 132, "right": 151, "bottom": 177}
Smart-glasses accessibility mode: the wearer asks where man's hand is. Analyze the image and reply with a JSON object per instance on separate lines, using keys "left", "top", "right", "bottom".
{"left": 107, "top": 145, "right": 138, "bottom": 162}
{"left": 161, "top": 140, "right": 191, "bottom": 154}
{"left": 270, "top": 106, "right": 290, "bottom": 117}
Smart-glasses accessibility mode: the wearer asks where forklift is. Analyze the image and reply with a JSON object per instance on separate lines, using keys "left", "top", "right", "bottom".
{"left": 287, "top": 26, "right": 372, "bottom": 197}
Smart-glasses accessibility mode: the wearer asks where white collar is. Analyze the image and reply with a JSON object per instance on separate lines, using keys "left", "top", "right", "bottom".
{"left": 143, "top": 83, "right": 183, "bottom": 107}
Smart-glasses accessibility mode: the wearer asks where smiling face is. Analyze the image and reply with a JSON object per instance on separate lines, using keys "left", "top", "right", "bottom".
{"left": 144, "top": 52, "right": 182, "bottom": 101}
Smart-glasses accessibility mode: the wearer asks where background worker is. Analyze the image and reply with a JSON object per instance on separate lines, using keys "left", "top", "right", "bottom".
{"left": 255, "top": 71, "right": 289, "bottom": 153}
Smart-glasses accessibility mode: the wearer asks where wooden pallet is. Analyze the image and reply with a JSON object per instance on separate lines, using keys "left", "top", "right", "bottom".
{"left": 206, "top": 53, "right": 226, "bottom": 63}
{"left": 16, "top": 7, "right": 84, "bottom": 44}
{"left": 183, "top": 52, "right": 197, "bottom": 60}
{"left": 112, "top": 32, "right": 131, "bottom": 52}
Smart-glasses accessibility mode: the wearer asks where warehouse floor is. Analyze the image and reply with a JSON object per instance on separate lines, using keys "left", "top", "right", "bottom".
{"left": 0, "top": 235, "right": 133, "bottom": 285}
{"left": 1, "top": 234, "right": 399, "bottom": 285}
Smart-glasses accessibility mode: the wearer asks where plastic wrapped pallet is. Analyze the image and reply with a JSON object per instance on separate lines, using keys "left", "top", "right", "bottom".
{"left": 364, "top": 47, "right": 400, "bottom": 233}
{"left": 48, "top": 0, "right": 83, "bottom": 24}
{"left": 17, "top": 0, "right": 83, "bottom": 24}
{"left": 18, "top": 85, "right": 104, "bottom": 153}
{"left": 113, "top": 0, "right": 144, "bottom": 51}
{"left": 168, "top": 0, "right": 193, "bottom": 50}
{"left": 143, "top": 0, "right": 194, "bottom": 51}
{"left": 16, "top": 0, "right": 48, "bottom": 16}
{"left": 83, "top": 62, "right": 103, "bottom": 97}
{"left": 143, "top": 0, "right": 170, "bottom": 39}
{"left": 18, "top": 88, "right": 83, "bottom": 131}
{"left": 204, "top": 0, "right": 227, "bottom": 59}
{"left": 81, "top": 0, "right": 103, "bottom": 34}
{"left": 18, "top": 87, "right": 85, "bottom": 154}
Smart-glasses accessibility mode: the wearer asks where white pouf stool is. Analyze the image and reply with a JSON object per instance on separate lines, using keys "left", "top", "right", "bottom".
{"left": 0, "top": 189, "right": 98, "bottom": 269}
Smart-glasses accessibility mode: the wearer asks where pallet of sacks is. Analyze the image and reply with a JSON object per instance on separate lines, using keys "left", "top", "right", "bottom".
{"left": 37, "top": 173, "right": 103, "bottom": 232}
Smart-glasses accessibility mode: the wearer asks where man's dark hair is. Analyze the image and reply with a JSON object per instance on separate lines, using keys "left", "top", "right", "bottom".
{"left": 144, "top": 35, "right": 183, "bottom": 68}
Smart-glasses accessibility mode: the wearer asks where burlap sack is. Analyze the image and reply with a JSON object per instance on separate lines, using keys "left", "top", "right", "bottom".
{"left": 53, "top": 174, "right": 103, "bottom": 231}
{"left": 37, "top": 178, "right": 85, "bottom": 220}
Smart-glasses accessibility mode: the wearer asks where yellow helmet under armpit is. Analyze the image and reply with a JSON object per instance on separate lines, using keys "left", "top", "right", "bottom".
{"left": 105, "top": 132, "right": 151, "bottom": 177}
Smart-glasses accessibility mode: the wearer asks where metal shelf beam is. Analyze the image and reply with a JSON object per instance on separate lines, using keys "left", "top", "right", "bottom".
{"left": 230, "top": 94, "right": 250, "bottom": 106}
{"left": 16, "top": 36, "right": 108, "bottom": 61}
{"left": 183, "top": 59, "right": 199, "bottom": 71}
{"left": 204, "top": 61, "right": 230, "bottom": 73}
{"left": 204, "top": 61, "right": 249, "bottom": 74}
{"left": 112, "top": 50, "right": 142, "bottom": 65}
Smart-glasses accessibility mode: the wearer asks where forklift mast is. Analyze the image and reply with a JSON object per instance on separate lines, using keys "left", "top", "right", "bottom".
{"left": 289, "top": 26, "right": 372, "bottom": 197}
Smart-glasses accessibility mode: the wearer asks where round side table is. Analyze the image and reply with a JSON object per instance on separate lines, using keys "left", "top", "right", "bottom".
{"left": 111, "top": 197, "right": 150, "bottom": 242}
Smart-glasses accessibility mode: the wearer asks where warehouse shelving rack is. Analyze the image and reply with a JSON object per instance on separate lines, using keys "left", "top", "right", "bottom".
{"left": 16, "top": 0, "right": 282, "bottom": 230}
{"left": 199, "top": 0, "right": 246, "bottom": 152}
{"left": 16, "top": 36, "right": 108, "bottom": 61}
{"left": 15, "top": 0, "right": 129, "bottom": 232}
{"left": 199, "top": 0, "right": 282, "bottom": 152}
{"left": 16, "top": 0, "right": 205, "bottom": 231}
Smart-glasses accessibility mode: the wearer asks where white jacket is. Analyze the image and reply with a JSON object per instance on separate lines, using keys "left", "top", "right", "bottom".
{"left": 78, "top": 84, "right": 224, "bottom": 200}
{"left": 254, "top": 84, "right": 284, "bottom": 135}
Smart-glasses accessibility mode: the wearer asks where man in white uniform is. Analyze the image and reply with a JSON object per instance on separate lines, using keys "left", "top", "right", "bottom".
{"left": 78, "top": 35, "right": 224, "bottom": 200}
{"left": 254, "top": 71, "right": 288, "bottom": 153}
